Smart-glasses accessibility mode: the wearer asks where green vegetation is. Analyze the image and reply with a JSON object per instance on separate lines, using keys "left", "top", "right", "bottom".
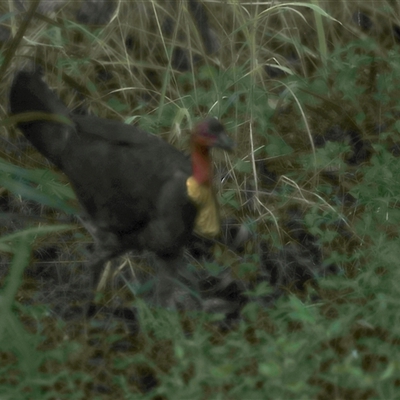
{"left": 1, "top": 0, "right": 400, "bottom": 398}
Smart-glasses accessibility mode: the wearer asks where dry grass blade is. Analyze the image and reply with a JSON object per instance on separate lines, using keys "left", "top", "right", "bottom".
{"left": 0, "top": 0, "right": 40, "bottom": 77}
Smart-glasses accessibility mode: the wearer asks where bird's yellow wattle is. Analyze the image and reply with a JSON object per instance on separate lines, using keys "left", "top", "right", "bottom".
{"left": 186, "top": 176, "right": 220, "bottom": 237}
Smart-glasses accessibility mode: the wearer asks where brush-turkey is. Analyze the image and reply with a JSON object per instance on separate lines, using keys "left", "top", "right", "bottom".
{"left": 9, "top": 68, "right": 233, "bottom": 308}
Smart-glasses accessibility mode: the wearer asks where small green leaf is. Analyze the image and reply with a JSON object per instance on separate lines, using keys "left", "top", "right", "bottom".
{"left": 234, "top": 160, "right": 252, "bottom": 173}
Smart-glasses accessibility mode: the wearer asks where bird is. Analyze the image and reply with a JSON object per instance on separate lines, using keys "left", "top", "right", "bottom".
{"left": 9, "top": 68, "right": 234, "bottom": 309}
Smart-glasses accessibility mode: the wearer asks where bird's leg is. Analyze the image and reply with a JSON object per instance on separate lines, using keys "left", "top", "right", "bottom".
{"left": 152, "top": 255, "right": 202, "bottom": 310}
{"left": 79, "top": 216, "right": 127, "bottom": 314}
{"left": 78, "top": 216, "right": 126, "bottom": 288}
{"left": 83, "top": 245, "right": 124, "bottom": 317}
{"left": 87, "top": 247, "right": 121, "bottom": 291}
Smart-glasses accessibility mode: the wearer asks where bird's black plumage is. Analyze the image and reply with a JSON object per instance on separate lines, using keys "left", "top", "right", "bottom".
{"left": 9, "top": 69, "right": 232, "bottom": 308}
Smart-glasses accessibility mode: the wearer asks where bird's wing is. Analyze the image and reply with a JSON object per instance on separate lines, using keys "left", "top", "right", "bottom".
{"left": 72, "top": 115, "right": 165, "bottom": 147}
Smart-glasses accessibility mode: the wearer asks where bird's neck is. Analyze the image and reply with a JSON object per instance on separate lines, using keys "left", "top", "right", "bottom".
{"left": 191, "top": 142, "right": 213, "bottom": 186}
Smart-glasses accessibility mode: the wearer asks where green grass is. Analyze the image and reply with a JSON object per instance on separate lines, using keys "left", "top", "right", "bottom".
{"left": 1, "top": 0, "right": 400, "bottom": 398}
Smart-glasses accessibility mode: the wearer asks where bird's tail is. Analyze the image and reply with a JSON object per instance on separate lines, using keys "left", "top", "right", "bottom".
{"left": 9, "top": 68, "right": 75, "bottom": 169}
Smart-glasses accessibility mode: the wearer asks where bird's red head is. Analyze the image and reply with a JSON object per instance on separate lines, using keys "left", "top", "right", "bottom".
{"left": 191, "top": 118, "right": 233, "bottom": 185}
{"left": 191, "top": 118, "right": 234, "bottom": 151}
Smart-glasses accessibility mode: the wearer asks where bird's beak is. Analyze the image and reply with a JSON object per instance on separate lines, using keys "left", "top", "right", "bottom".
{"left": 214, "top": 131, "right": 235, "bottom": 152}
